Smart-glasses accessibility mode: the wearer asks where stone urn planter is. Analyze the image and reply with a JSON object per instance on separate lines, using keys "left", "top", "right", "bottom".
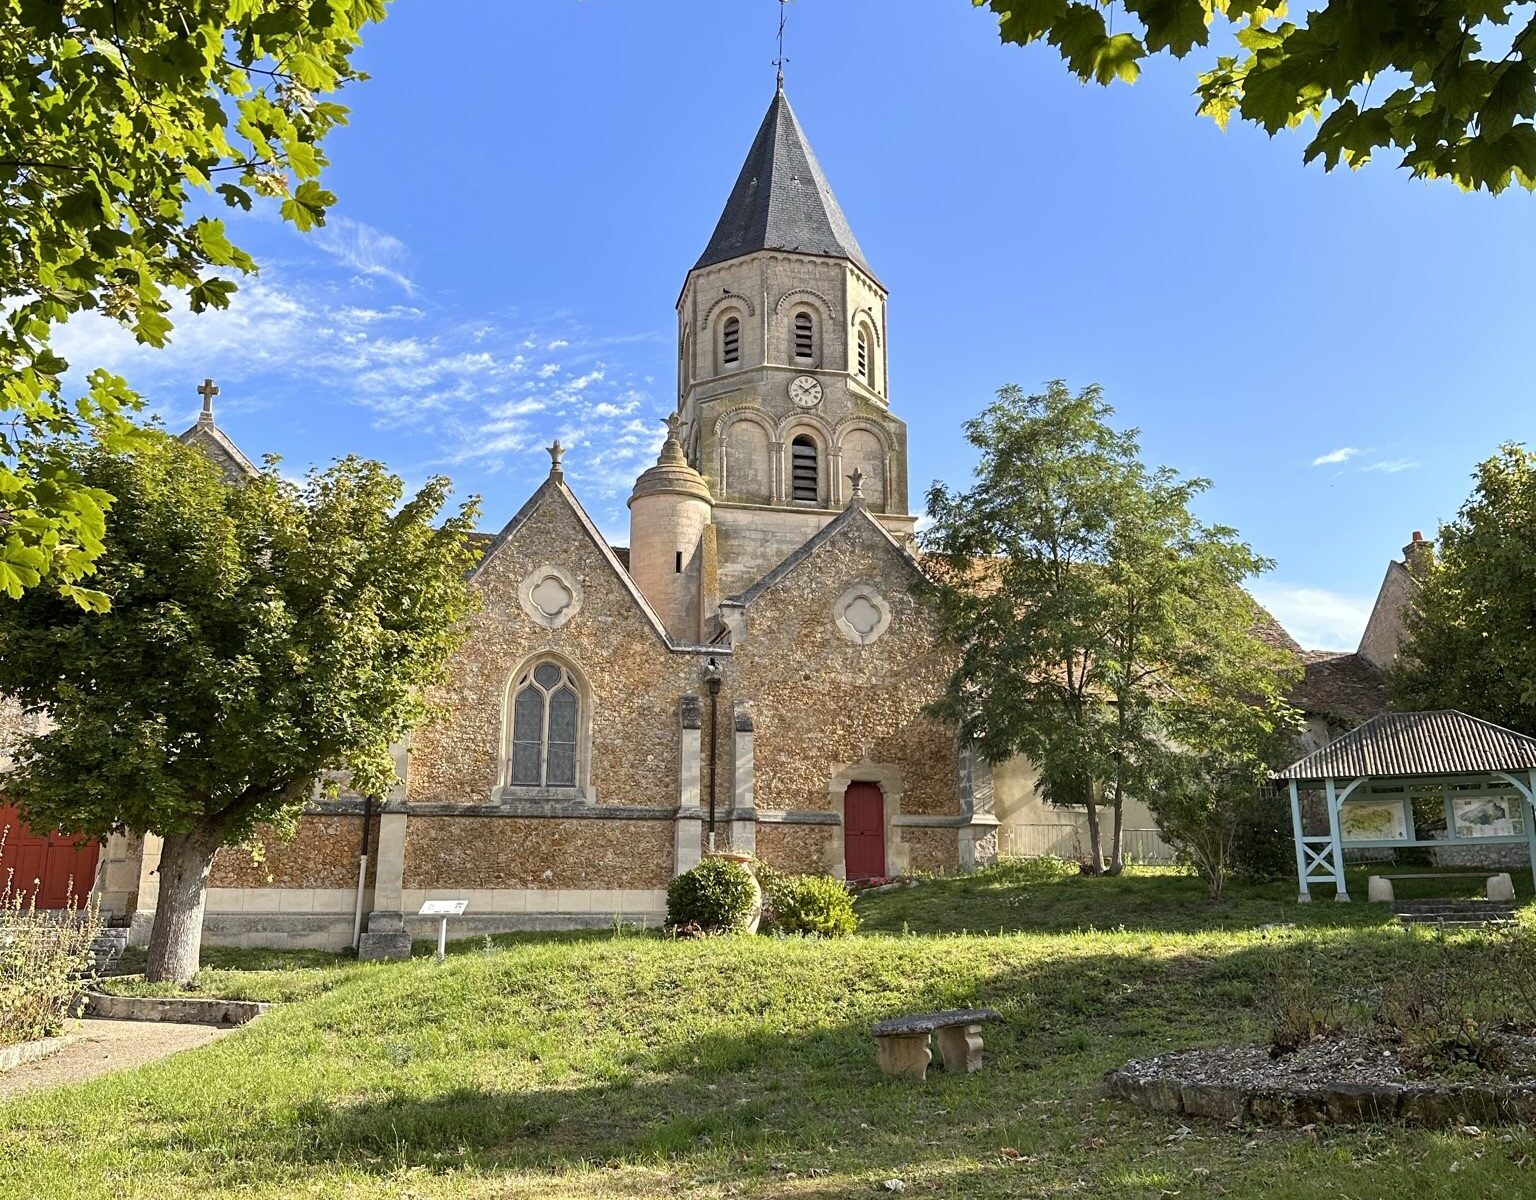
{"left": 707, "top": 851, "right": 764, "bottom": 934}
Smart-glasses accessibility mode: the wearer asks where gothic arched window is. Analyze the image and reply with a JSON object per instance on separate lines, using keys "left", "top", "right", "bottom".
{"left": 790, "top": 435, "right": 819, "bottom": 503}
{"left": 855, "top": 327, "right": 869, "bottom": 382}
{"left": 508, "top": 660, "right": 580, "bottom": 788}
{"left": 720, "top": 314, "right": 741, "bottom": 369}
{"left": 793, "top": 311, "right": 816, "bottom": 362}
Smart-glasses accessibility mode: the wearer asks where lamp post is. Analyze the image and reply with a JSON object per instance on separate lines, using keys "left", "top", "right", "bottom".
{"left": 702, "top": 657, "right": 723, "bottom": 854}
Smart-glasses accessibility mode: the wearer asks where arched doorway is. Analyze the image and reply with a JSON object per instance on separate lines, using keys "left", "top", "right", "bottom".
{"left": 0, "top": 804, "right": 99, "bottom": 909}
{"left": 843, "top": 782, "right": 886, "bottom": 879}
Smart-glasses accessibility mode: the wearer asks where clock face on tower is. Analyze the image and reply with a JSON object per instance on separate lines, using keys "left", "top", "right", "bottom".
{"left": 788, "top": 374, "right": 823, "bottom": 408}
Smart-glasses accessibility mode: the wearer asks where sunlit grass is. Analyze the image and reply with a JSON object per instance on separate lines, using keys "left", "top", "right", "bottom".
{"left": 3, "top": 862, "right": 1533, "bottom": 1198}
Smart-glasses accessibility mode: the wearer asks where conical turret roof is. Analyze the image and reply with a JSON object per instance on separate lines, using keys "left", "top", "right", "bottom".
{"left": 694, "top": 85, "right": 873, "bottom": 278}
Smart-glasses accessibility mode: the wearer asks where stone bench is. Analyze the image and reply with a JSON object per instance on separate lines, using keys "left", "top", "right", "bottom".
{"left": 871, "top": 1008, "right": 1001, "bottom": 1080}
{"left": 1367, "top": 872, "right": 1515, "bottom": 904}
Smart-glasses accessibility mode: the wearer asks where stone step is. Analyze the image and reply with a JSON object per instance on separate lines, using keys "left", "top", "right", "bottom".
{"left": 1393, "top": 900, "right": 1517, "bottom": 914}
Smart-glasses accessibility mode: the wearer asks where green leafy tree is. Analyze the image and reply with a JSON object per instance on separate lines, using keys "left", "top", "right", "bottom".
{"left": 975, "top": 1, "right": 1536, "bottom": 193}
{"left": 1392, "top": 443, "right": 1536, "bottom": 733}
{"left": 2, "top": 0, "right": 384, "bottom": 605}
{"left": 922, "top": 382, "right": 1299, "bottom": 874}
{"left": 0, "top": 434, "right": 479, "bottom": 983}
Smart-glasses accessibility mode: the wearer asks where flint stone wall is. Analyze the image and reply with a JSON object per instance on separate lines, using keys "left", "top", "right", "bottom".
{"left": 405, "top": 815, "right": 674, "bottom": 890}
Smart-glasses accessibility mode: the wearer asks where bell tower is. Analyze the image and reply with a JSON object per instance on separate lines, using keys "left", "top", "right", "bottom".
{"left": 674, "top": 84, "right": 914, "bottom": 598}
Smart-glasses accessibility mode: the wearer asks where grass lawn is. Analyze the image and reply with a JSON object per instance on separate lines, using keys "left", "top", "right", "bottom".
{"left": 4, "top": 860, "right": 1535, "bottom": 1199}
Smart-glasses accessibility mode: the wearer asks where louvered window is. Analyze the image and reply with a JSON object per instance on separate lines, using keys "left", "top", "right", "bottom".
{"left": 791, "top": 436, "right": 818, "bottom": 503}
{"left": 856, "top": 328, "right": 869, "bottom": 380}
{"left": 508, "top": 661, "right": 580, "bottom": 788}
{"left": 721, "top": 316, "right": 741, "bottom": 367}
{"left": 793, "top": 312, "right": 815, "bottom": 360}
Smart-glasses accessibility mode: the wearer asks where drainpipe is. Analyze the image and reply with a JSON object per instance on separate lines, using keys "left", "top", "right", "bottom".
{"left": 351, "top": 795, "right": 373, "bottom": 949}
{"left": 703, "top": 657, "right": 723, "bottom": 853}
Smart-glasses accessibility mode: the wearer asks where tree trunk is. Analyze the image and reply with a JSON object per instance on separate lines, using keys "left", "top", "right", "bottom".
{"left": 1108, "top": 785, "right": 1125, "bottom": 876}
{"left": 145, "top": 828, "right": 220, "bottom": 984}
{"left": 1082, "top": 794, "right": 1105, "bottom": 874}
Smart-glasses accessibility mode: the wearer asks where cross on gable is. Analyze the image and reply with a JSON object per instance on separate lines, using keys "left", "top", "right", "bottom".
{"left": 196, "top": 377, "right": 219, "bottom": 418}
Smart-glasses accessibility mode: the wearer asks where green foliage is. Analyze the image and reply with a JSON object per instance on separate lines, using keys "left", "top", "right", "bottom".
{"left": 922, "top": 382, "right": 1301, "bottom": 874}
{"left": 666, "top": 858, "right": 758, "bottom": 934}
{"left": 1, "top": 1, "right": 383, "bottom": 603}
{"left": 1392, "top": 443, "right": 1536, "bottom": 734}
{"left": 764, "top": 873, "right": 860, "bottom": 938}
{"left": 0, "top": 844, "right": 104, "bottom": 1046}
{"left": 976, "top": 0, "right": 1536, "bottom": 194}
{"left": 0, "top": 433, "right": 478, "bottom": 978}
{"left": 1230, "top": 787, "right": 1295, "bottom": 882}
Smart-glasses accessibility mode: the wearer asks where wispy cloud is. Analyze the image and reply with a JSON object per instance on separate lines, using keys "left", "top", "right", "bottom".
{"left": 52, "top": 267, "right": 670, "bottom": 527}
{"left": 1249, "top": 582, "right": 1374, "bottom": 652}
{"left": 1312, "top": 447, "right": 1360, "bottom": 466}
{"left": 310, "top": 215, "right": 415, "bottom": 294}
{"left": 1362, "top": 458, "right": 1419, "bottom": 474}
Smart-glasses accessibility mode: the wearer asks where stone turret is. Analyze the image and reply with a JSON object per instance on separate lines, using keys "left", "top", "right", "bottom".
{"left": 627, "top": 416, "right": 716, "bottom": 642}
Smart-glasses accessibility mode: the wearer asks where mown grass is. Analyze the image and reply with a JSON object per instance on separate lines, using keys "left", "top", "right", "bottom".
{"left": 4, "top": 860, "right": 1535, "bottom": 1199}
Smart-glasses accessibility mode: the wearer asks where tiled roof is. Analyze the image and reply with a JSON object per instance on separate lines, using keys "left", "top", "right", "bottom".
{"left": 694, "top": 85, "right": 874, "bottom": 277}
{"left": 1288, "top": 651, "right": 1389, "bottom": 724}
{"left": 1275, "top": 709, "right": 1536, "bottom": 781}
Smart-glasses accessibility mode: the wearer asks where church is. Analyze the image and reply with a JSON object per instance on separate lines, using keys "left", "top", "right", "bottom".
{"left": 54, "top": 84, "right": 998, "bottom": 955}
{"left": 0, "top": 85, "right": 1414, "bottom": 954}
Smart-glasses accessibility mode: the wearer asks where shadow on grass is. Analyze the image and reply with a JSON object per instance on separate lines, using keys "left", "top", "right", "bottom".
{"left": 179, "top": 923, "right": 1456, "bottom": 1182}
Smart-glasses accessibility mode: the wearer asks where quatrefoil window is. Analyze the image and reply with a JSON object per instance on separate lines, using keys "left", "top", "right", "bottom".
{"left": 518, "top": 564, "right": 582, "bottom": 630}
{"left": 530, "top": 575, "right": 574, "bottom": 619}
{"left": 834, "top": 585, "right": 892, "bottom": 646}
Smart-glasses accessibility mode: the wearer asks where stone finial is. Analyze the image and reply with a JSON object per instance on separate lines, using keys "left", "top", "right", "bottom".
{"left": 847, "top": 467, "right": 865, "bottom": 502}
{"left": 665, "top": 411, "right": 683, "bottom": 440}
{"left": 196, "top": 377, "right": 219, "bottom": 422}
{"left": 547, "top": 439, "right": 565, "bottom": 475}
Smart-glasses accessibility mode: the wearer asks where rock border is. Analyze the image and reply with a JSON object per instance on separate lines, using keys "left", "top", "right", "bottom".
{"left": 0, "top": 1034, "right": 74, "bottom": 1074}
{"left": 84, "top": 984, "right": 268, "bottom": 1027}
{"left": 1102, "top": 1065, "right": 1536, "bottom": 1127}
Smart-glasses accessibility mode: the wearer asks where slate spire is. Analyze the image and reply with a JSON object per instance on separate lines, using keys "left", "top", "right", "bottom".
{"left": 694, "top": 85, "right": 874, "bottom": 277}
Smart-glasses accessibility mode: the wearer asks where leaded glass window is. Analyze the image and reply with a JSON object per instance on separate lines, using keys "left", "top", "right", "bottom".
{"left": 508, "top": 661, "right": 581, "bottom": 788}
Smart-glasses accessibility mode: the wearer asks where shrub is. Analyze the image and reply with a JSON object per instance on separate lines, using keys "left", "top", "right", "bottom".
{"left": 1380, "top": 937, "right": 1509, "bottom": 1076}
{"left": 665, "top": 857, "right": 757, "bottom": 934}
{"left": 1266, "top": 959, "right": 1347, "bottom": 1056}
{"left": 764, "top": 873, "right": 859, "bottom": 937}
{"left": 1, "top": 850, "right": 103, "bottom": 1047}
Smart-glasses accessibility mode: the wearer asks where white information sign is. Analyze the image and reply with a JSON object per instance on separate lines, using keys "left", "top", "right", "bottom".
{"left": 419, "top": 899, "right": 468, "bottom": 916}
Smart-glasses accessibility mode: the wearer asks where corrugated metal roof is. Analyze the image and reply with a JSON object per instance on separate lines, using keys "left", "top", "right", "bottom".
{"left": 1275, "top": 709, "right": 1536, "bottom": 781}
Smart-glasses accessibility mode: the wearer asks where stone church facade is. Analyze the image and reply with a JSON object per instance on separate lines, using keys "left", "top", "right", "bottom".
{"left": 42, "top": 85, "right": 1000, "bottom": 953}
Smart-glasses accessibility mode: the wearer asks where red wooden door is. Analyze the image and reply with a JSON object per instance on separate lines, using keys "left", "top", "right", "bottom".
{"left": 0, "top": 804, "right": 99, "bottom": 909}
{"left": 844, "top": 782, "right": 886, "bottom": 879}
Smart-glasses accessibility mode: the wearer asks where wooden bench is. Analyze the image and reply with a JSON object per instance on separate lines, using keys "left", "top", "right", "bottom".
{"left": 1367, "top": 871, "right": 1515, "bottom": 903}
{"left": 871, "top": 1008, "right": 1001, "bottom": 1080}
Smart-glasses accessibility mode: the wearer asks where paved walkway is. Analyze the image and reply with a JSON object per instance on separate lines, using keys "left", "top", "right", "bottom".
{"left": 0, "top": 1018, "right": 233, "bottom": 1100}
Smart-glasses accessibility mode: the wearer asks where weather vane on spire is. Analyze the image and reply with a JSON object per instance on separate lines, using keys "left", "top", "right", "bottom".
{"left": 773, "top": 0, "right": 791, "bottom": 87}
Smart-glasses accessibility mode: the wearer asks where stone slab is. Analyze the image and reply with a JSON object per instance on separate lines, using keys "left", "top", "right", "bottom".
{"left": 84, "top": 989, "right": 268, "bottom": 1026}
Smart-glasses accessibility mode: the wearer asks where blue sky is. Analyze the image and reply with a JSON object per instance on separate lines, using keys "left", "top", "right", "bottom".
{"left": 57, "top": 1, "right": 1536, "bottom": 651}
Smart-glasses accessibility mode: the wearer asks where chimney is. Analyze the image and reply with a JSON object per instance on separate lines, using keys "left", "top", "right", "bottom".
{"left": 1402, "top": 530, "right": 1434, "bottom": 579}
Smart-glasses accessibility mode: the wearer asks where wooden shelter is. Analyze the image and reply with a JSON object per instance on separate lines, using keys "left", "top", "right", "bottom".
{"left": 1274, "top": 710, "right": 1536, "bottom": 901}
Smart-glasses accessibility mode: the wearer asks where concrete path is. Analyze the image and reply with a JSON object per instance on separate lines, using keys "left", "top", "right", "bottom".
{"left": 0, "top": 1017, "right": 233, "bottom": 1100}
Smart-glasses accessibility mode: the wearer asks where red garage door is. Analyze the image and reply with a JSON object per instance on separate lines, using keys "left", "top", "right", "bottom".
{"left": 0, "top": 804, "right": 99, "bottom": 909}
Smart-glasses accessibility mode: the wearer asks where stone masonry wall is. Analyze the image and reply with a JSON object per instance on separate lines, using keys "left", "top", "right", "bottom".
{"left": 211, "top": 814, "right": 378, "bottom": 889}
{"left": 406, "top": 815, "right": 674, "bottom": 889}
{"left": 730, "top": 512, "right": 961, "bottom": 872}
{"left": 754, "top": 822, "right": 832, "bottom": 875}
{"left": 408, "top": 484, "right": 714, "bottom": 812}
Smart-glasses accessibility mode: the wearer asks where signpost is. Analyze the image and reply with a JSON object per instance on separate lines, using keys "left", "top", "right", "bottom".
{"left": 419, "top": 899, "right": 468, "bottom": 964}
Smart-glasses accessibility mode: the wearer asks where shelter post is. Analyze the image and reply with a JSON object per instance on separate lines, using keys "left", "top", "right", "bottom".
{"left": 1288, "top": 780, "right": 1310, "bottom": 903}
{"left": 1324, "top": 777, "right": 1349, "bottom": 902}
